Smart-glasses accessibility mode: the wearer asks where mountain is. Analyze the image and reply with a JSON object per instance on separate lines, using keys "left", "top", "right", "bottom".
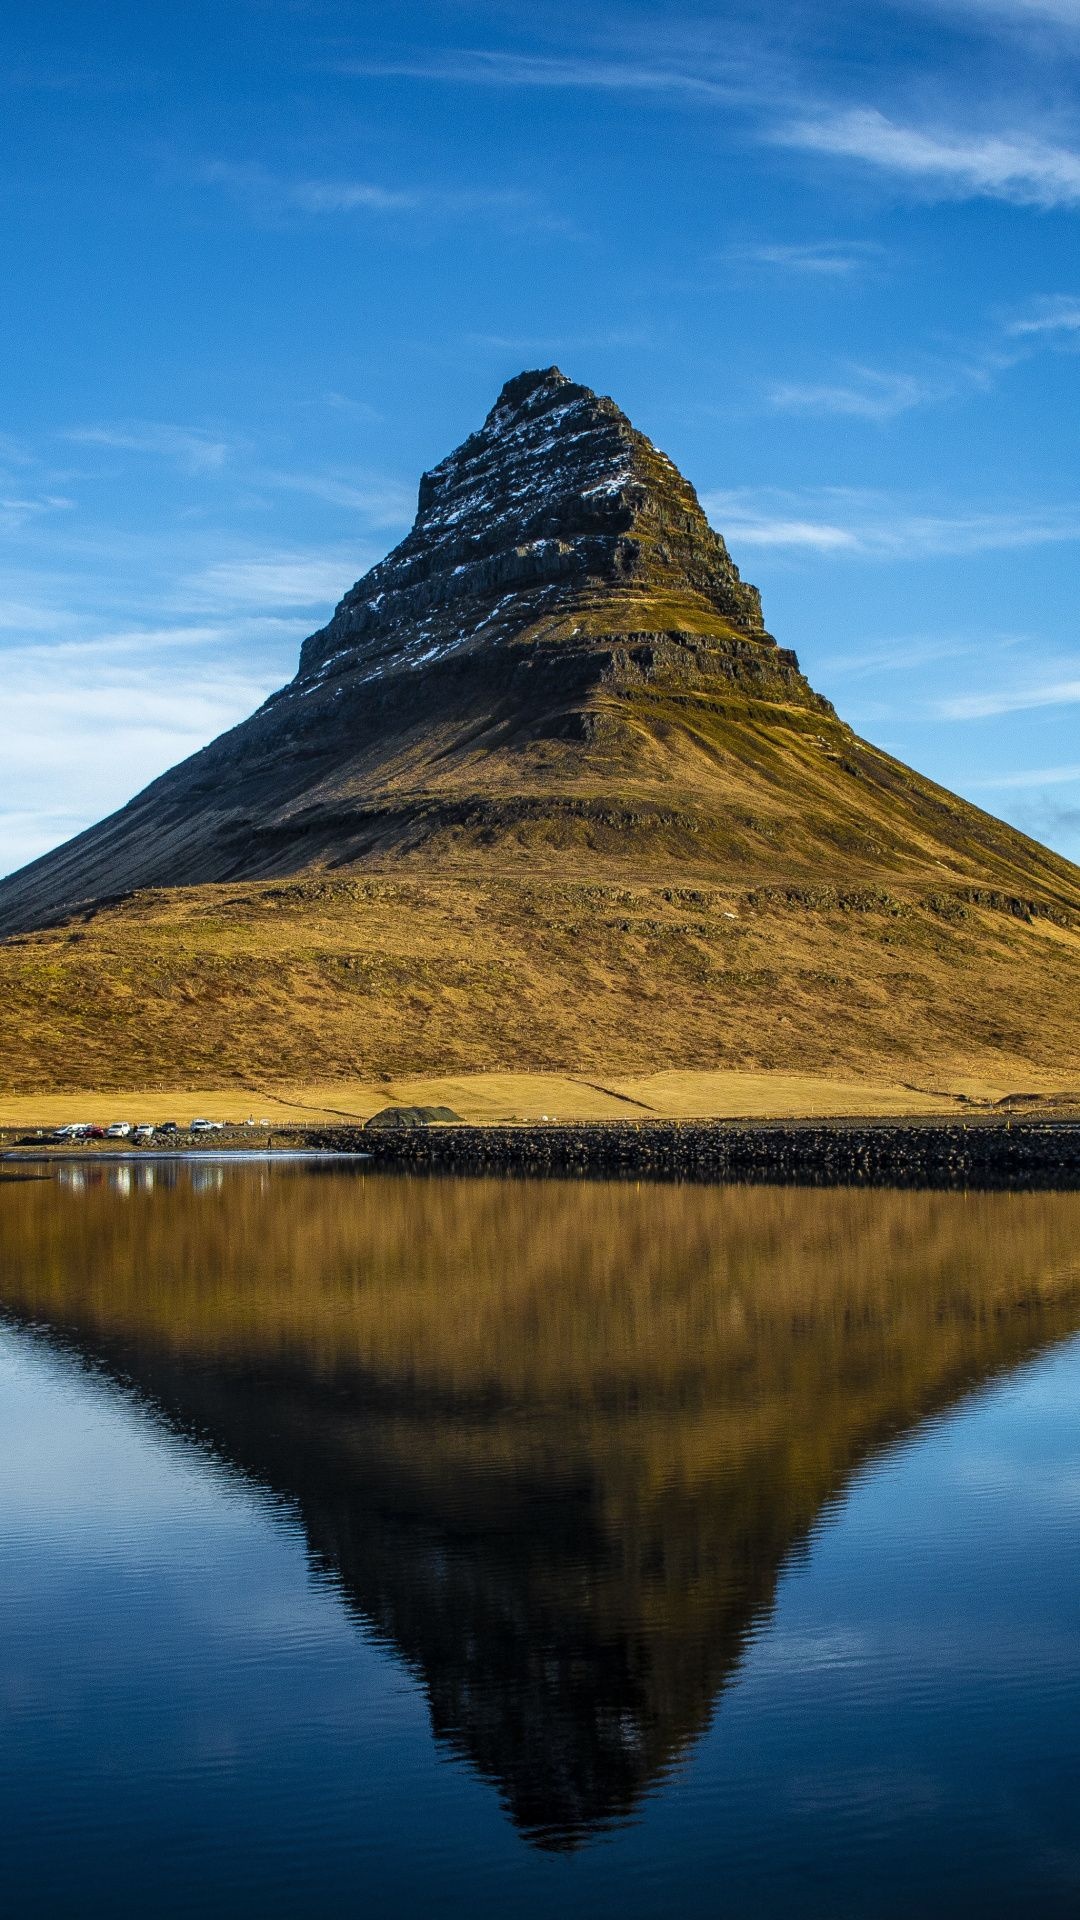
{"left": 4, "top": 1173, "right": 1080, "bottom": 1845}
{"left": 2, "top": 366, "right": 1080, "bottom": 1094}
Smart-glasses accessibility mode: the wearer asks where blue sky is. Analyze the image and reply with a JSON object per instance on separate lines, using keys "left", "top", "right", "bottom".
{"left": 3, "top": 0, "right": 1080, "bottom": 876}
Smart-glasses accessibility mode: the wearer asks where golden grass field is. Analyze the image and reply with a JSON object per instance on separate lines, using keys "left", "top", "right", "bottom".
{"left": 4, "top": 676, "right": 1080, "bottom": 1115}
{"left": 5, "top": 375, "right": 1080, "bottom": 1111}
{"left": 3, "top": 870, "right": 1079, "bottom": 1124}
{"left": 0, "top": 1068, "right": 975, "bottom": 1129}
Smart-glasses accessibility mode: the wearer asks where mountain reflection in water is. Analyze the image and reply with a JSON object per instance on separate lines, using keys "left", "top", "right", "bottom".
{"left": 2, "top": 1165, "right": 1080, "bottom": 1850}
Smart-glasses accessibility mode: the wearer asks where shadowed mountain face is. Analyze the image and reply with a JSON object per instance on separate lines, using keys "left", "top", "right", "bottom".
{"left": 297, "top": 365, "right": 773, "bottom": 681}
{"left": 3, "top": 1168, "right": 1080, "bottom": 1847}
{"left": 3, "top": 366, "right": 1080, "bottom": 940}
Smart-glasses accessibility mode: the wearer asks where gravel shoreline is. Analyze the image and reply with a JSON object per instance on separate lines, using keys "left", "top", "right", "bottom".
{"left": 6, "top": 1117, "right": 1080, "bottom": 1190}
{"left": 325, "top": 1117, "right": 1080, "bottom": 1191}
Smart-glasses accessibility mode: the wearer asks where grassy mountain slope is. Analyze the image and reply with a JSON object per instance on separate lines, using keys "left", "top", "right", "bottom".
{"left": 3, "top": 865, "right": 1079, "bottom": 1096}
{"left": 1, "top": 366, "right": 1078, "bottom": 1094}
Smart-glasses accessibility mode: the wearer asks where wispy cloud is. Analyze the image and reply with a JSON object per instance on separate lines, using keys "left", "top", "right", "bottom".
{"left": 768, "top": 368, "right": 943, "bottom": 421}
{"left": 707, "top": 486, "right": 1080, "bottom": 556}
{"left": 203, "top": 161, "right": 414, "bottom": 214}
{"left": 257, "top": 469, "right": 414, "bottom": 524}
{"left": 813, "top": 635, "right": 978, "bottom": 678}
{"left": 969, "top": 762, "right": 1080, "bottom": 786}
{"left": 65, "top": 422, "right": 232, "bottom": 473}
{"left": 774, "top": 107, "right": 1080, "bottom": 207}
{"left": 0, "top": 807, "right": 95, "bottom": 876}
{"left": 189, "top": 553, "right": 355, "bottom": 608}
{"left": 765, "top": 291, "right": 1079, "bottom": 431}
{"left": 323, "top": 391, "right": 381, "bottom": 421}
{"left": 0, "top": 492, "right": 75, "bottom": 535}
{"left": 7, "top": 624, "right": 250, "bottom": 660}
{"left": 939, "top": 676, "right": 1080, "bottom": 716}
{"left": 0, "top": 642, "right": 277, "bottom": 874}
{"left": 202, "top": 160, "right": 553, "bottom": 228}
{"left": 3, "top": 667, "right": 267, "bottom": 740}
{"left": 718, "top": 514, "right": 862, "bottom": 552}
{"left": 337, "top": 41, "right": 1080, "bottom": 220}
{"left": 334, "top": 47, "right": 740, "bottom": 102}
{"left": 1006, "top": 293, "right": 1080, "bottom": 335}
{"left": 921, "top": 0, "right": 1080, "bottom": 32}
{"left": 282, "top": 178, "right": 417, "bottom": 214}
{"left": 723, "top": 239, "right": 884, "bottom": 276}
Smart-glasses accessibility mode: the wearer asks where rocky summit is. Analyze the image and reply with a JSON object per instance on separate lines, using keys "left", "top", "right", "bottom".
{"left": 3, "top": 368, "right": 1080, "bottom": 1095}
{"left": 298, "top": 364, "right": 775, "bottom": 680}
{"left": 0, "top": 366, "right": 837, "bottom": 933}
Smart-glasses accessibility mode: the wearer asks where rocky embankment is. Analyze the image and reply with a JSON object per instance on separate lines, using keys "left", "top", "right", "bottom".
{"left": 314, "top": 1118, "right": 1080, "bottom": 1190}
{"left": 7, "top": 1118, "right": 1080, "bottom": 1187}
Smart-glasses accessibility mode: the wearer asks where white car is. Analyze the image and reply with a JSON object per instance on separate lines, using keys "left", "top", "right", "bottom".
{"left": 189, "top": 1118, "right": 224, "bottom": 1132}
{"left": 105, "top": 1122, "right": 131, "bottom": 1139}
{"left": 133, "top": 1125, "right": 154, "bottom": 1141}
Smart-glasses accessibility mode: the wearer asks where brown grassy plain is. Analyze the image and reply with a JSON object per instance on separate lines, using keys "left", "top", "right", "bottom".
{"left": 3, "top": 867, "right": 1080, "bottom": 1114}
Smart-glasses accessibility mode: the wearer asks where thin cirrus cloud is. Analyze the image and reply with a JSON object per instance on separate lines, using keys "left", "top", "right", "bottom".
{"left": 203, "top": 161, "right": 414, "bottom": 214}
{"left": 968, "top": 762, "right": 1080, "bottom": 786}
{"left": 333, "top": 47, "right": 741, "bottom": 101}
{"left": 188, "top": 553, "right": 360, "bottom": 608}
{"left": 774, "top": 108, "right": 1080, "bottom": 207}
{"left": 258, "top": 469, "right": 415, "bottom": 525}
{"left": 1006, "top": 294, "right": 1080, "bottom": 335}
{"left": 767, "top": 368, "right": 942, "bottom": 421}
{"left": 335, "top": 43, "right": 1080, "bottom": 214}
{"left": 769, "top": 296, "right": 1079, "bottom": 428}
{"left": 721, "top": 515, "right": 861, "bottom": 552}
{"left": 64, "top": 421, "right": 232, "bottom": 473}
{"left": 706, "top": 487, "right": 1080, "bottom": 557}
{"left": 58, "top": 417, "right": 414, "bottom": 527}
{"left": 920, "top": 0, "right": 1080, "bottom": 31}
{"left": 0, "top": 492, "right": 75, "bottom": 534}
{"left": 201, "top": 160, "right": 554, "bottom": 227}
{"left": 0, "top": 642, "right": 278, "bottom": 872}
{"left": 723, "top": 240, "right": 884, "bottom": 276}
{"left": 938, "top": 675, "right": 1080, "bottom": 716}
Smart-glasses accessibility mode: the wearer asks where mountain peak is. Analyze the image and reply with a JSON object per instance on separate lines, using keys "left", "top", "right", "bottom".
{"left": 298, "top": 367, "right": 768, "bottom": 685}
{"left": 487, "top": 364, "right": 574, "bottom": 416}
{"left": 5, "top": 366, "right": 1079, "bottom": 957}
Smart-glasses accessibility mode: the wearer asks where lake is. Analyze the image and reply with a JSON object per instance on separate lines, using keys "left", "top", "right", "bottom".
{"left": 3, "top": 1161, "right": 1080, "bottom": 1917}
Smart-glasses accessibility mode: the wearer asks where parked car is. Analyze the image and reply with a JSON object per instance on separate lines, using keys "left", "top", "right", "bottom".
{"left": 87, "top": 1126, "right": 106, "bottom": 1139}
{"left": 133, "top": 1125, "right": 154, "bottom": 1142}
{"left": 105, "top": 1122, "right": 131, "bottom": 1138}
{"left": 189, "top": 1118, "right": 223, "bottom": 1132}
{"left": 157, "top": 1121, "right": 179, "bottom": 1133}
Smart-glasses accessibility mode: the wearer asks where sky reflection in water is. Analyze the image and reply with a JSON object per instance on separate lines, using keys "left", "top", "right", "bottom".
{"left": 2, "top": 1164, "right": 1080, "bottom": 1917}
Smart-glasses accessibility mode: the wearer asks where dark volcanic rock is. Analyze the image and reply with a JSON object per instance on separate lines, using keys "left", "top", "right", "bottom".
{"left": 3, "top": 364, "right": 1078, "bottom": 942}
{"left": 0, "top": 366, "right": 822, "bottom": 934}
{"left": 296, "top": 366, "right": 771, "bottom": 685}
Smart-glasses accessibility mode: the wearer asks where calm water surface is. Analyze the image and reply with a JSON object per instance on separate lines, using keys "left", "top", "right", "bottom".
{"left": 3, "top": 1163, "right": 1080, "bottom": 1917}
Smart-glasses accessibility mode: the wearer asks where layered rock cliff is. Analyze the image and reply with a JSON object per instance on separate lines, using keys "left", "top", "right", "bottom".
{"left": 296, "top": 363, "right": 774, "bottom": 683}
{"left": 1, "top": 365, "right": 1079, "bottom": 942}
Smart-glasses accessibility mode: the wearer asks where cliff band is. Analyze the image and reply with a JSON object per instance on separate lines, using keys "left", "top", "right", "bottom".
{"left": 2, "top": 367, "right": 1079, "bottom": 1092}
